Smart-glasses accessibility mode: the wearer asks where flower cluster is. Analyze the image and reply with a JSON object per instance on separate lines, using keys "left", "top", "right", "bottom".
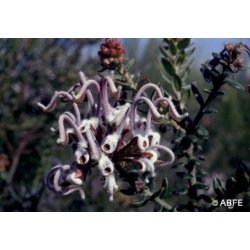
{"left": 98, "top": 38, "right": 125, "bottom": 69}
{"left": 38, "top": 72, "right": 188, "bottom": 201}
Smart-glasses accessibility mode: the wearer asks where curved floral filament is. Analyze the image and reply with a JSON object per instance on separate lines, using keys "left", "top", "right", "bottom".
{"left": 85, "top": 129, "right": 101, "bottom": 161}
{"left": 134, "top": 83, "right": 168, "bottom": 106}
{"left": 109, "top": 102, "right": 131, "bottom": 128}
{"left": 57, "top": 114, "right": 85, "bottom": 145}
{"left": 72, "top": 79, "right": 100, "bottom": 104}
{"left": 37, "top": 91, "right": 73, "bottom": 113}
{"left": 146, "top": 97, "right": 188, "bottom": 128}
{"left": 131, "top": 97, "right": 163, "bottom": 131}
{"left": 101, "top": 76, "right": 122, "bottom": 117}
{"left": 150, "top": 144, "right": 175, "bottom": 166}
{"left": 45, "top": 165, "right": 62, "bottom": 191}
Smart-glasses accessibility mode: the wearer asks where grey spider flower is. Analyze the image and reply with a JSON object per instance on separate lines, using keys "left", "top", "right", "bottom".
{"left": 38, "top": 71, "right": 188, "bottom": 201}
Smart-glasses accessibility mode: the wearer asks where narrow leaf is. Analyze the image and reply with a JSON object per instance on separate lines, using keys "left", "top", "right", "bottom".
{"left": 125, "top": 59, "right": 135, "bottom": 70}
{"left": 177, "top": 38, "right": 191, "bottom": 50}
{"left": 169, "top": 39, "right": 177, "bottom": 55}
{"left": 161, "top": 58, "right": 176, "bottom": 76}
{"left": 224, "top": 78, "right": 245, "bottom": 91}
{"left": 191, "top": 83, "right": 204, "bottom": 106}
{"left": 172, "top": 74, "right": 182, "bottom": 92}
{"left": 172, "top": 187, "right": 188, "bottom": 195}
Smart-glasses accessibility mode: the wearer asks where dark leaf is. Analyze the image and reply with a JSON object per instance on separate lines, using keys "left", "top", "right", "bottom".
{"left": 188, "top": 199, "right": 199, "bottom": 207}
{"left": 197, "top": 168, "right": 208, "bottom": 176}
{"left": 161, "top": 58, "right": 176, "bottom": 76}
{"left": 212, "top": 52, "right": 221, "bottom": 59}
{"left": 224, "top": 78, "right": 244, "bottom": 91}
{"left": 169, "top": 39, "right": 177, "bottom": 55}
{"left": 226, "top": 177, "right": 237, "bottom": 195}
{"left": 125, "top": 59, "right": 135, "bottom": 70}
{"left": 172, "top": 187, "right": 188, "bottom": 195}
{"left": 159, "top": 46, "right": 171, "bottom": 58}
{"left": 176, "top": 171, "right": 193, "bottom": 179}
{"left": 172, "top": 74, "right": 182, "bottom": 92}
{"left": 213, "top": 177, "right": 226, "bottom": 196}
{"left": 195, "top": 127, "right": 209, "bottom": 140}
{"left": 198, "top": 194, "right": 213, "bottom": 203}
{"left": 171, "top": 162, "right": 185, "bottom": 169}
{"left": 163, "top": 38, "right": 170, "bottom": 43}
{"left": 176, "top": 52, "right": 185, "bottom": 66}
{"left": 180, "top": 88, "right": 191, "bottom": 107}
{"left": 131, "top": 196, "right": 149, "bottom": 208}
{"left": 191, "top": 83, "right": 204, "bottom": 106}
{"left": 154, "top": 203, "right": 163, "bottom": 212}
{"left": 177, "top": 38, "right": 191, "bottom": 50}
{"left": 194, "top": 182, "right": 209, "bottom": 190}
{"left": 204, "top": 108, "right": 218, "bottom": 114}
{"left": 185, "top": 47, "right": 196, "bottom": 58}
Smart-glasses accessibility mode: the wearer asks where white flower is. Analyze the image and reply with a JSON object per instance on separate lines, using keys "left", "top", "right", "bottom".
{"left": 101, "top": 133, "right": 120, "bottom": 154}
{"left": 74, "top": 145, "right": 90, "bottom": 164}
{"left": 103, "top": 173, "right": 118, "bottom": 201}
{"left": 98, "top": 154, "right": 114, "bottom": 176}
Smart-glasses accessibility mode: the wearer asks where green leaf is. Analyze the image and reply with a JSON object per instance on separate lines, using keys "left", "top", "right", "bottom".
{"left": 131, "top": 196, "right": 149, "bottom": 208}
{"left": 226, "top": 177, "right": 237, "bottom": 195}
{"left": 171, "top": 131, "right": 185, "bottom": 144}
{"left": 185, "top": 47, "right": 195, "bottom": 58}
{"left": 172, "top": 74, "right": 182, "bottom": 92}
{"left": 213, "top": 177, "right": 226, "bottom": 196}
{"left": 198, "top": 194, "right": 213, "bottom": 203}
{"left": 180, "top": 88, "right": 191, "bottom": 108}
{"left": 159, "top": 187, "right": 168, "bottom": 200}
{"left": 172, "top": 187, "right": 188, "bottom": 195}
{"left": 197, "top": 168, "right": 208, "bottom": 176}
{"left": 176, "top": 52, "right": 185, "bottom": 66}
{"left": 176, "top": 171, "right": 193, "bottom": 179}
{"left": 161, "top": 177, "right": 169, "bottom": 189}
{"left": 237, "top": 66, "right": 250, "bottom": 71}
{"left": 163, "top": 38, "right": 170, "bottom": 43}
{"left": 159, "top": 46, "right": 171, "bottom": 58}
{"left": 195, "top": 127, "right": 209, "bottom": 140}
{"left": 169, "top": 39, "right": 177, "bottom": 55}
{"left": 198, "top": 156, "right": 205, "bottom": 161}
{"left": 177, "top": 38, "right": 191, "bottom": 50}
{"left": 125, "top": 59, "right": 135, "bottom": 70}
{"left": 194, "top": 182, "right": 209, "bottom": 190}
{"left": 223, "top": 70, "right": 234, "bottom": 78}
{"left": 171, "top": 161, "right": 185, "bottom": 169}
{"left": 219, "top": 59, "right": 228, "bottom": 67}
{"left": 224, "top": 78, "right": 244, "bottom": 91}
{"left": 161, "top": 58, "right": 176, "bottom": 76}
{"left": 212, "top": 52, "right": 221, "bottom": 59}
{"left": 204, "top": 108, "right": 218, "bottom": 114}
{"left": 154, "top": 203, "right": 163, "bottom": 212}
{"left": 191, "top": 83, "right": 204, "bottom": 106}
{"left": 188, "top": 199, "right": 199, "bottom": 207}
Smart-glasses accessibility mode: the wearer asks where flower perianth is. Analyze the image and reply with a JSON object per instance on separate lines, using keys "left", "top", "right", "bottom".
{"left": 57, "top": 114, "right": 85, "bottom": 145}
{"left": 37, "top": 91, "right": 73, "bottom": 113}
{"left": 71, "top": 78, "right": 100, "bottom": 104}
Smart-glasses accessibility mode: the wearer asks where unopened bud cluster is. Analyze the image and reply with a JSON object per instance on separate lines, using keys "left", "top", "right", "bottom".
{"left": 98, "top": 38, "right": 125, "bottom": 69}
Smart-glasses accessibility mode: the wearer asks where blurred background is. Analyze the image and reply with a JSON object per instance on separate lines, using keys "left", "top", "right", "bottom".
{"left": 0, "top": 38, "right": 249, "bottom": 212}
